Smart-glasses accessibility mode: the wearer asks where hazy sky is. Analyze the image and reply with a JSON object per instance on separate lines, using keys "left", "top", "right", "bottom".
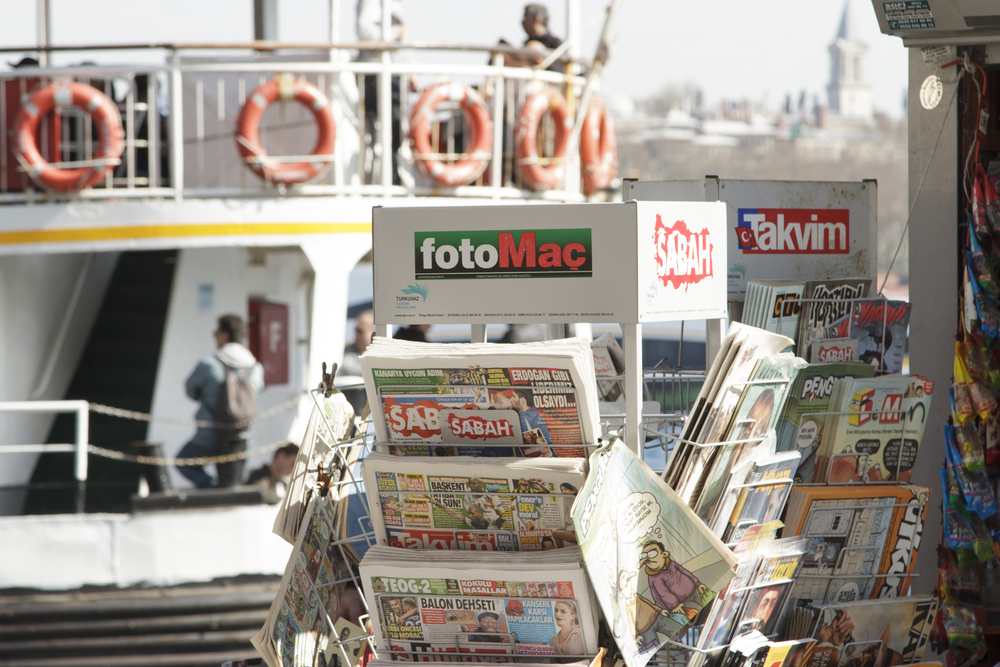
{"left": 1, "top": 0, "right": 908, "bottom": 116}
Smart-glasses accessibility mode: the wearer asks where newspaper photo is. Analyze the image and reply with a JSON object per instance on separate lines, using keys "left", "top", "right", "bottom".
{"left": 572, "top": 438, "right": 738, "bottom": 667}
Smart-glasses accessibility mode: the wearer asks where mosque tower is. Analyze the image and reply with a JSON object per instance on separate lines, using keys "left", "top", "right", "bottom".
{"left": 828, "top": 0, "right": 873, "bottom": 121}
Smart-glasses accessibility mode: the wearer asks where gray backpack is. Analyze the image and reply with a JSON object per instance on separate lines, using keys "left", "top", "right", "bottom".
{"left": 215, "top": 357, "right": 257, "bottom": 439}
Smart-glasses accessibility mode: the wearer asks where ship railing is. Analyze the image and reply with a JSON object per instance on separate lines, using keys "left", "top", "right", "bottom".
{"left": 0, "top": 42, "right": 594, "bottom": 205}
{"left": 0, "top": 400, "right": 88, "bottom": 513}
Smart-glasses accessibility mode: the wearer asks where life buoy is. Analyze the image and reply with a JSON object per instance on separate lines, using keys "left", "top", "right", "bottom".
{"left": 408, "top": 82, "right": 493, "bottom": 187}
{"left": 515, "top": 86, "right": 570, "bottom": 191}
{"left": 12, "top": 82, "right": 124, "bottom": 192}
{"left": 580, "top": 97, "right": 617, "bottom": 195}
{"left": 236, "top": 75, "right": 336, "bottom": 185}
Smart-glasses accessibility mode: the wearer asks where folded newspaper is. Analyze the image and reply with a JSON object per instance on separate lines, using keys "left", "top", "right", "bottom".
{"left": 362, "top": 453, "right": 587, "bottom": 551}
{"left": 252, "top": 492, "right": 356, "bottom": 667}
{"left": 571, "top": 438, "right": 739, "bottom": 667}
{"left": 359, "top": 337, "right": 601, "bottom": 457}
{"left": 360, "top": 545, "right": 599, "bottom": 661}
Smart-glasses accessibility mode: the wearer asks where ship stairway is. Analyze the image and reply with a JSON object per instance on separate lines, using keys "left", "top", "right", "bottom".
{"left": 0, "top": 577, "right": 276, "bottom": 667}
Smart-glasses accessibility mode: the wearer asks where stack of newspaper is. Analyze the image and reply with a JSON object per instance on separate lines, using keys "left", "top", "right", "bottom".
{"left": 359, "top": 337, "right": 601, "bottom": 457}
{"left": 361, "top": 453, "right": 586, "bottom": 551}
{"left": 360, "top": 545, "right": 599, "bottom": 661}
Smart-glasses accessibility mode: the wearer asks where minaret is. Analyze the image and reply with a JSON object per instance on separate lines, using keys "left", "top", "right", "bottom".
{"left": 828, "top": 0, "right": 873, "bottom": 120}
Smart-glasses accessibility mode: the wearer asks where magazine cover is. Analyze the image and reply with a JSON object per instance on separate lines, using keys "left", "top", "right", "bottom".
{"left": 359, "top": 548, "right": 599, "bottom": 661}
{"left": 822, "top": 300, "right": 911, "bottom": 374}
{"left": 361, "top": 454, "right": 585, "bottom": 551}
{"left": 675, "top": 328, "right": 792, "bottom": 504}
{"left": 721, "top": 452, "right": 800, "bottom": 544}
{"left": 755, "top": 281, "right": 805, "bottom": 341}
{"left": 572, "top": 438, "right": 738, "bottom": 667}
{"left": 252, "top": 493, "right": 354, "bottom": 667}
{"left": 772, "top": 362, "right": 876, "bottom": 484}
{"left": 784, "top": 597, "right": 937, "bottom": 667}
{"left": 692, "top": 354, "right": 807, "bottom": 522}
{"left": 795, "top": 279, "right": 871, "bottom": 362}
{"left": 783, "top": 484, "right": 930, "bottom": 606}
{"left": 813, "top": 375, "right": 934, "bottom": 485}
{"left": 809, "top": 338, "right": 858, "bottom": 364}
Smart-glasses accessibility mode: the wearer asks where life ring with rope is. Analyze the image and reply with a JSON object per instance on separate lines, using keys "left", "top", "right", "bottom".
{"left": 235, "top": 74, "right": 336, "bottom": 185}
{"left": 579, "top": 97, "right": 617, "bottom": 195}
{"left": 408, "top": 82, "right": 493, "bottom": 187}
{"left": 12, "top": 81, "right": 124, "bottom": 192}
{"left": 515, "top": 86, "right": 570, "bottom": 191}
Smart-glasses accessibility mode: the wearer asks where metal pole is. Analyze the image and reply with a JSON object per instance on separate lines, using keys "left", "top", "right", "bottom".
{"left": 623, "top": 322, "right": 642, "bottom": 457}
{"left": 75, "top": 403, "right": 89, "bottom": 513}
{"left": 379, "top": 0, "right": 392, "bottom": 196}
{"left": 490, "top": 53, "right": 504, "bottom": 198}
{"left": 169, "top": 50, "right": 184, "bottom": 200}
{"left": 36, "top": 0, "right": 50, "bottom": 68}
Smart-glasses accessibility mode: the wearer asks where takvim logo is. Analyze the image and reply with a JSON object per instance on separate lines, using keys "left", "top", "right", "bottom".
{"left": 414, "top": 229, "right": 592, "bottom": 279}
{"left": 736, "top": 208, "right": 849, "bottom": 254}
{"left": 652, "top": 214, "right": 713, "bottom": 290}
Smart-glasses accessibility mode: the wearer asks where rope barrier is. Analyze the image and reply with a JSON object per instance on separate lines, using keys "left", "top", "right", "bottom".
{"left": 87, "top": 438, "right": 293, "bottom": 466}
{"left": 88, "top": 391, "right": 308, "bottom": 429}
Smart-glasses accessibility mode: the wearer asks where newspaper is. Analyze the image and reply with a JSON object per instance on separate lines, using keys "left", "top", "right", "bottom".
{"left": 821, "top": 300, "right": 911, "bottom": 374}
{"left": 591, "top": 332, "right": 626, "bottom": 402}
{"left": 252, "top": 492, "right": 354, "bottom": 667}
{"left": 274, "top": 391, "right": 361, "bottom": 545}
{"left": 361, "top": 453, "right": 587, "bottom": 551}
{"left": 571, "top": 437, "right": 738, "bottom": 667}
{"left": 360, "top": 338, "right": 601, "bottom": 457}
{"left": 360, "top": 545, "right": 599, "bottom": 661}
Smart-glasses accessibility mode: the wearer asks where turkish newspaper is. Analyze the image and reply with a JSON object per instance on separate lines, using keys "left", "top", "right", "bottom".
{"left": 360, "top": 546, "right": 599, "bottom": 661}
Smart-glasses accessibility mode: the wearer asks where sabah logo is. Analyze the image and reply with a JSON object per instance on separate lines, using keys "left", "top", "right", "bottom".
{"left": 736, "top": 208, "right": 849, "bottom": 254}
{"left": 652, "top": 214, "right": 713, "bottom": 290}
{"left": 445, "top": 413, "right": 515, "bottom": 440}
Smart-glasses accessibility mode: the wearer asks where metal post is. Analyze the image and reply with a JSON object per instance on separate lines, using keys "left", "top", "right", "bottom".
{"left": 490, "top": 53, "right": 504, "bottom": 198}
{"left": 703, "top": 176, "right": 726, "bottom": 363}
{"left": 379, "top": 0, "right": 392, "bottom": 197}
{"left": 471, "top": 324, "right": 487, "bottom": 343}
{"left": 169, "top": 50, "right": 184, "bottom": 200}
{"left": 36, "top": 0, "right": 50, "bottom": 68}
{"left": 75, "top": 404, "right": 88, "bottom": 513}
{"left": 623, "top": 322, "right": 642, "bottom": 456}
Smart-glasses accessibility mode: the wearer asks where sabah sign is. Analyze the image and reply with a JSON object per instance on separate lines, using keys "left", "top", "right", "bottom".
{"left": 373, "top": 202, "right": 728, "bottom": 324}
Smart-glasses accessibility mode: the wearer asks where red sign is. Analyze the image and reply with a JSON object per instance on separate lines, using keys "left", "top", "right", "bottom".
{"left": 736, "top": 208, "right": 849, "bottom": 254}
{"left": 446, "top": 413, "right": 515, "bottom": 440}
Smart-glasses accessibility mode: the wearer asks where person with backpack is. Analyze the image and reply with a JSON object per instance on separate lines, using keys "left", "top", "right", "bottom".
{"left": 176, "top": 314, "right": 265, "bottom": 489}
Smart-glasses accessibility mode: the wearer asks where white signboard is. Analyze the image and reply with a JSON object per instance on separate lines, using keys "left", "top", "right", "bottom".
{"left": 372, "top": 202, "right": 727, "bottom": 324}
{"left": 636, "top": 200, "right": 727, "bottom": 321}
{"left": 626, "top": 179, "right": 877, "bottom": 303}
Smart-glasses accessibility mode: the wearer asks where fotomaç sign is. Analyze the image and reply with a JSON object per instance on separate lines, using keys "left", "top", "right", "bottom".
{"left": 413, "top": 229, "right": 592, "bottom": 279}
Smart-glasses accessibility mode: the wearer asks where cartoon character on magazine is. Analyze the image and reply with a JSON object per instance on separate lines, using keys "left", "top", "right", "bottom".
{"left": 637, "top": 541, "right": 710, "bottom": 625}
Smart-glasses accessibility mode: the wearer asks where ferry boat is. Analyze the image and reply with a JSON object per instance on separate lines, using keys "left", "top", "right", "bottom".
{"left": 0, "top": 3, "right": 623, "bottom": 663}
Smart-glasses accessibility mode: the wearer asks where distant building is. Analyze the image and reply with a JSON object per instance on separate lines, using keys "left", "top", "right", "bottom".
{"left": 828, "top": 0, "right": 873, "bottom": 121}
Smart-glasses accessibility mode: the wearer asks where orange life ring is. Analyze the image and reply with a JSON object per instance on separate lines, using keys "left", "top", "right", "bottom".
{"left": 236, "top": 76, "right": 336, "bottom": 185}
{"left": 12, "top": 82, "right": 124, "bottom": 192}
{"left": 580, "top": 97, "right": 617, "bottom": 195}
{"left": 408, "top": 82, "right": 493, "bottom": 187}
{"left": 515, "top": 86, "right": 570, "bottom": 191}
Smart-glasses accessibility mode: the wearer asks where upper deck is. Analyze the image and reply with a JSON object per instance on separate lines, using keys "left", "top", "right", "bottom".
{"left": 0, "top": 17, "right": 617, "bottom": 255}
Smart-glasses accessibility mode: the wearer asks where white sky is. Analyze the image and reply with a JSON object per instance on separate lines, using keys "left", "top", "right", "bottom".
{"left": 0, "top": 0, "right": 908, "bottom": 117}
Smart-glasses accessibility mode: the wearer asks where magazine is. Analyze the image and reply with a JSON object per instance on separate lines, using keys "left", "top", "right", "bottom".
{"left": 821, "top": 300, "right": 911, "bottom": 374}
{"left": 720, "top": 451, "right": 800, "bottom": 545}
{"left": 795, "top": 279, "right": 871, "bottom": 362}
{"left": 361, "top": 453, "right": 587, "bottom": 551}
{"left": 359, "top": 546, "right": 599, "bottom": 661}
{"left": 691, "top": 354, "right": 807, "bottom": 521}
{"left": 592, "top": 333, "right": 626, "bottom": 402}
{"left": 784, "top": 597, "right": 938, "bottom": 667}
{"left": 274, "top": 391, "right": 362, "bottom": 546}
{"left": 745, "top": 280, "right": 805, "bottom": 341}
{"left": 675, "top": 329, "right": 793, "bottom": 505}
{"left": 808, "top": 338, "right": 858, "bottom": 364}
{"left": 813, "top": 375, "right": 934, "bottom": 485}
{"left": 252, "top": 492, "right": 354, "bottom": 667}
{"left": 571, "top": 437, "right": 738, "bottom": 667}
{"left": 360, "top": 337, "right": 600, "bottom": 457}
{"left": 783, "top": 484, "right": 930, "bottom": 607}
{"left": 772, "top": 362, "right": 876, "bottom": 484}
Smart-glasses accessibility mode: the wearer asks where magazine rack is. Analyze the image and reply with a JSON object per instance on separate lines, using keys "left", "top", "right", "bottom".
{"left": 370, "top": 200, "right": 729, "bottom": 457}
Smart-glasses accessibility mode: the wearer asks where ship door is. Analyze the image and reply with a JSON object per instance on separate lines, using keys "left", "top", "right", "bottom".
{"left": 248, "top": 298, "right": 289, "bottom": 386}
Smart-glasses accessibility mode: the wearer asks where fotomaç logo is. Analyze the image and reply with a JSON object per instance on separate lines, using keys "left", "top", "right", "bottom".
{"left": 652, "top": 214, "right": 713, "bottom": 290}
{"left": 736, "top": 208, "right": 849, "bottom": 254}
{"left": 414, "top": 229, "right": 592, "bottom": 279}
